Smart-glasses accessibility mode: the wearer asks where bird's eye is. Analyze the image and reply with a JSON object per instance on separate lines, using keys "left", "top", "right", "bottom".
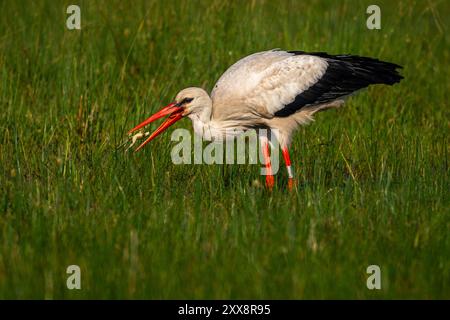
{"left": 176, "top": 97, "right": 193, "bottom": 107}
{"left": 182, "top": 97, "right": 194, "bottom": 104}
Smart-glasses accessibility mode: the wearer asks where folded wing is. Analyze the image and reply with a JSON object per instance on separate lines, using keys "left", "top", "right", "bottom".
{"left": 211, "top": 49, "right": 403, "bottom": 118}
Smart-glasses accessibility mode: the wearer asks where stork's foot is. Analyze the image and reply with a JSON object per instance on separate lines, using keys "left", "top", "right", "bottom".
{"left": 265, "top": 175, "right": 275, "bottom": 189}
{"left": 287, "top": 178, "right": 296, "bottom": 190}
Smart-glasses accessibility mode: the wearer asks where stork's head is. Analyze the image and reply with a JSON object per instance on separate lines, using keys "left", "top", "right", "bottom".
{"left": 175, "top": 87, "right": 211, "bottom": 119}
{"left": 127, "top": 87, "right": 211, "bottom": 151}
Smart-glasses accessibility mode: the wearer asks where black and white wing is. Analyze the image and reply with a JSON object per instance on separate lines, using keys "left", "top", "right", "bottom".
{"left": 211, "top": 49, "right": 403, "bottom": 118}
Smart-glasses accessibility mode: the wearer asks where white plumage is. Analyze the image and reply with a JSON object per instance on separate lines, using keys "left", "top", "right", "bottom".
{"left": 212, "top": 50, "right": 328, "bottom": 116}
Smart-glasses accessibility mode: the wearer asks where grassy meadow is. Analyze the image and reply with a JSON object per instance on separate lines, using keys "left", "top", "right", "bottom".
{"left": 0, "top": 0, "right": 448, "bottom": 299}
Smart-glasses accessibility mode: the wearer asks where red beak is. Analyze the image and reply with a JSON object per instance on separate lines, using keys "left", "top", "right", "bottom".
{"left": 128, "top": 103, "right": 184, "bottom": 152}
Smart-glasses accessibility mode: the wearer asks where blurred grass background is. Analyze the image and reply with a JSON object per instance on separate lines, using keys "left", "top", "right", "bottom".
{"left": 0, "top": 0, "right": 448, "bottom": 299}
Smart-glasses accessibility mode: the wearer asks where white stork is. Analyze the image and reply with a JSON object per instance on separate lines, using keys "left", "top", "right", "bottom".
{"left": 127, "top": 49, "right": 403, "bottom": 188}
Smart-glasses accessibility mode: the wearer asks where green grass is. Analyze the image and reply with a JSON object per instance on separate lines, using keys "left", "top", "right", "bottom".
{"left": 0, "top": 0, "right": 448, "bottom": 299}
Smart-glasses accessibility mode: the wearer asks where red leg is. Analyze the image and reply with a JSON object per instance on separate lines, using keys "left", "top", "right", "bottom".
{"left": 262, "top": 139, "right": 274, "bottom": 189}
{"left": 282, "top": 147, "right": 295, "bottom": 190}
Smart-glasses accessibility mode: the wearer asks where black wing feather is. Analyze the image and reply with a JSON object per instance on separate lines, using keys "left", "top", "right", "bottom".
{"left": 274, "top": 51, "right": 403, "bottom": 117}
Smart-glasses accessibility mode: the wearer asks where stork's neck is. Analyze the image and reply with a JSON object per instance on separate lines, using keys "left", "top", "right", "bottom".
{"left": 186, "top": 96, "right": 214, "bottom": 140}
{"left": 188, "top": 109, "right": 245, "bottom": 142}
{"left": 186, "top": 94, "right": 244, "bottom": 141}
{"left": 187, "top": 104, "right": 212, "bottom": 124}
